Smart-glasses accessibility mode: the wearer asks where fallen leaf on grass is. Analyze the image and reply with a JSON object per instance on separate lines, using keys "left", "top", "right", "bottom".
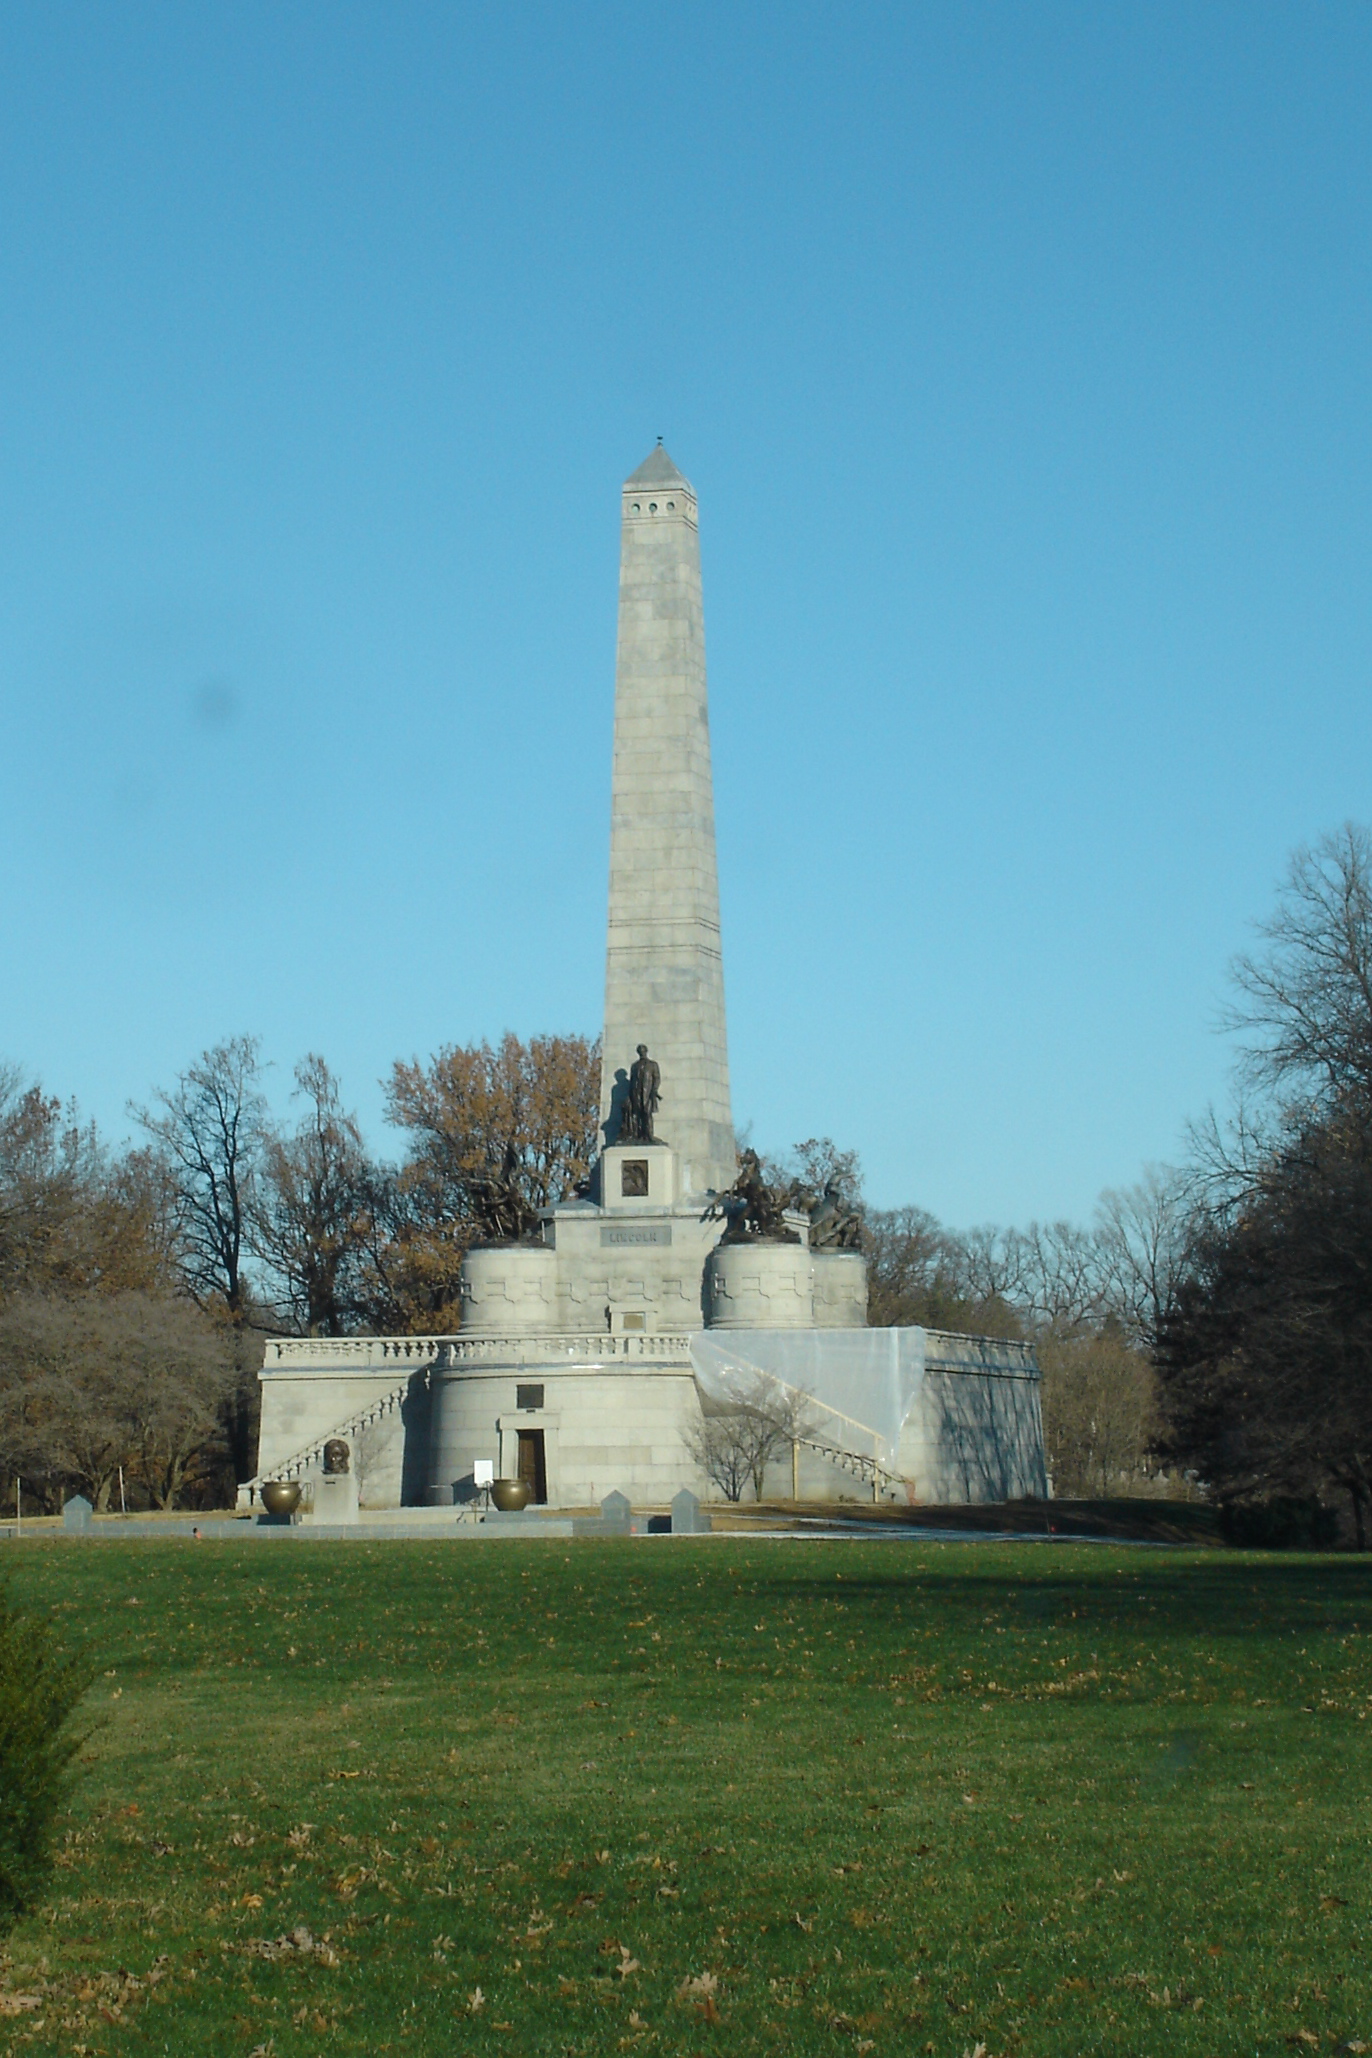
{"left": 1288, "top": 2034, "right": 1319, "bottom": 2049}
{"left": 0, "top": 1996, "right": 42, "bottom": 2016}
{"left": 467, "top": 1986, "right": 485, "bottom": 2014}
{"left": 240, "top": 1926, "right": 340, "bottom": 1968}
{"left": 614, "top": 1946, "right": 642, "bottom": 1980}
{"left": 677, "top": 1970, "right": 720, "bottom": 2020}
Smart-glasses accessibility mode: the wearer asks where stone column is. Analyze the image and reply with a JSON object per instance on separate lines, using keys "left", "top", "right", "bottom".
{"left": 601, "top": 446, "right": 735, "bottom": 1197}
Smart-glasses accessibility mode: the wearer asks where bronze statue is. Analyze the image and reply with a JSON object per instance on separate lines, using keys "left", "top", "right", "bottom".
{"left": 468, "top": 1141, "right": 541, "bottom": 1245}
{"left": 706, "top": 1147, "right": 802, "bottom": 1243}
{"left": 807, "top": 1178, "right": 863, "bottom": 1251}
{"left": 620, "top": 1044, "right": 661, "bottom": 1143}
{"left": 322, "top": 1438, "right": 351, "bottom": 1476}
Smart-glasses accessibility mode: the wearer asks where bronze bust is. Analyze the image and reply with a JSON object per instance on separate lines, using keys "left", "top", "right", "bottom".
{"left": 322, "top": 1438, "right": 351, "bottom": 1476}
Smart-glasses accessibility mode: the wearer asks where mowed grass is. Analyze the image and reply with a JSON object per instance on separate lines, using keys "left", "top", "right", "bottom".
{"left": 1, "top": 1538, "right": 1369, "bottom": 2058}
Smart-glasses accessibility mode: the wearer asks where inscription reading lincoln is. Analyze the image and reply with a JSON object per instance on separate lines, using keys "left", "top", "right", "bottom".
{"left": 601, "top": 1224, "right": 673, "bottom": 1248}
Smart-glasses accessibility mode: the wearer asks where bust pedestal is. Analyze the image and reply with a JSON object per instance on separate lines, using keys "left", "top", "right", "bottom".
{"left": 311, "top": 1471, "right": 359, "bottom": 1524}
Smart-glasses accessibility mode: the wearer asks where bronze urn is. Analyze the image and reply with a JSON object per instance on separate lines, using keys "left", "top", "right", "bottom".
{"left": 260, "top": 1480, "right": 302, "bottom": 1516}
{"left": 490, "top": 1479, "right": 532, "bottom": 1512}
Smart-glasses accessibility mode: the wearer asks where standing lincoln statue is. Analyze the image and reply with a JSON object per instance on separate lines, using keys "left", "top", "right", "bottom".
{"left": 621, "top": 1044, "right": 662, "bottom": 1143}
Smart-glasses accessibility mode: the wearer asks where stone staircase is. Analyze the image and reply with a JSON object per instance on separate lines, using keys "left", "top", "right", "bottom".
{"left": 793, "top": 1431, "right": 905, "bottom": 1500}
{"left": 236, "top": 1378, "right": 414, "bottom": 1510}
{"left": 778, "top": 1389, "right": 908, "bottom": 1501}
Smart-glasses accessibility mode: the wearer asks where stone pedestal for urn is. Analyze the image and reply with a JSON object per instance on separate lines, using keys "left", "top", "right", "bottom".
{"left": 703, "top": 1239, "right": 815, "bottom": 1329}
{"left": 459, "top": 1243, "right": 560, "bottom": 1336}
{"left": 810, "top": 1249, "right": 869, "bottom": 1327}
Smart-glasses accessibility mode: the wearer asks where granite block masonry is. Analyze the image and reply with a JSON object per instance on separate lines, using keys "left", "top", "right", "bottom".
{"left": 602, "top": 446, "right": 734, "bottom": 1199}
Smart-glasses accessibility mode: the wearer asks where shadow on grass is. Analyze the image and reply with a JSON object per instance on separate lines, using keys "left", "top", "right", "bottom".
{"left": 741, "top": 1551, "right": 1372, "bottom": 1643}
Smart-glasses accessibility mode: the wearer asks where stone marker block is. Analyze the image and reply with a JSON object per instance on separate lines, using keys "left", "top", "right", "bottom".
{"left": 600, "top": 1490, "right": 632, "bottom": 1535}
{"left": 63, "top": 1495, "right": 92, "bottom": 1534}
{"left": 312, "top": 1472, "right": 359, "bottom": 1524}
{"left": 671, "top": 1488, "right": 711, "bottom": 1535}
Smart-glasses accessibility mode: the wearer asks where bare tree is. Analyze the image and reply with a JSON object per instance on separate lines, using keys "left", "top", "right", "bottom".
{"left": 254, "top": 1056, "right": 375, "bottom": 1335}
{"left": 782, "top": 1137, "right": 863, "bottom": 1205}
{"left": 135, "top": 1037, "right": 269, "bottom": 1484}
{"left": 0, "top": 1073, "right": 168, "bottom": 1300}
{"left": 0, "top": 1291, "right": 236, "bottom": 1510}
{"left": 686, "top": 1371, "right": 816, "bottom": 1501}
{"left": 1227, "top": 821, "right": 1372, "bottom": 1117}
{"left": 1002, "top": 1221, "right": 1107, "bottom": 1336}
{"left": 1157, "top": 825, "right": 1372, "bottom": 1541}
{"left": 135, "top": 1036, "right": 267, "bottom": 1321}
{"left": 1038, "top": 1329, "right": 1158, "bottom": 1497}
{"left": 1093, "top": 1165, "right": 1197, "bottom": 1344}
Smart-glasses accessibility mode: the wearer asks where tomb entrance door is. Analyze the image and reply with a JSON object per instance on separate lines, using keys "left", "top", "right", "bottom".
{"left": 516, "top": 1429, "right": 547, "bottom": 1505}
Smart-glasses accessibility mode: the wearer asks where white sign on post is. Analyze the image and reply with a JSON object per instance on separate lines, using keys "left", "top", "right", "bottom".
{"left": 473, "top": 1459, "right": 495, "bottom": 1488}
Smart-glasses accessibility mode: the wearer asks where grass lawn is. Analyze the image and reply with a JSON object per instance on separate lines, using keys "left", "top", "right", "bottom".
{"left": 1, "top": 1536, "right": 1368, "bottom": 2057}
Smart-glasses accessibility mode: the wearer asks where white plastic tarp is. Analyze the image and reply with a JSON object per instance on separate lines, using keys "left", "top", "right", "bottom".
{"left": 689, "top": 1328, "right": 927, "bottom": 1469}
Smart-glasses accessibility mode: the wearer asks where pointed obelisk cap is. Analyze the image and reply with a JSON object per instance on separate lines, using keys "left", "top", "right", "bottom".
{"left": 622, "top": 441, "right": 697, "bottom": 529}
{"left": 625, "top": 441, "right": 692, "bottom": 491}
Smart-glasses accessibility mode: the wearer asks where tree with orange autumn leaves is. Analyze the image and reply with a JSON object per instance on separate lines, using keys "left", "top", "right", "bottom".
{"left": 366, "top": 1033, "right": 601, "bottom": 1331}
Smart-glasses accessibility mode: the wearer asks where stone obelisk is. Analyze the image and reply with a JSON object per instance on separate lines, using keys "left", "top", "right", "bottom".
{"left": 600, "top": 446, "right": 735, "bottom": 1197}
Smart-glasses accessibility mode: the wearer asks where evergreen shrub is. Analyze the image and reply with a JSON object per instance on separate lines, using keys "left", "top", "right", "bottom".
{"left": 0, "top": 1585, "right": 93, "bottom": 1928}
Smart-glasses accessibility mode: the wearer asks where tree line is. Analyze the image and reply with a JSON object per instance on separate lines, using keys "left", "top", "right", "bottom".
{"left": 4, "top": 822, "right": 1369, "bottom": 1532}
{"left": 858, "top": 821, "right": 1372, "bottom": 1542}
{"left": 0, "top": 1035, "right": 598, "bottom": 1510}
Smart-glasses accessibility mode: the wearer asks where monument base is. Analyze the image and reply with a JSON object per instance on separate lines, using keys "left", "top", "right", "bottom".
{"left": 250, "top": 1322, "right": 1045, "bottom": 1511}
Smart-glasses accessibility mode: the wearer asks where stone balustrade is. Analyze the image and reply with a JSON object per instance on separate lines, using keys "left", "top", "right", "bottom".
{"left": 262, "top": 1332, "right": 697, "bottom": 1374}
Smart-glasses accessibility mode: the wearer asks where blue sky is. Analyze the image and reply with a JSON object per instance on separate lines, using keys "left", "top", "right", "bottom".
{"left": 1, "top": 2, "right": 1369, "bottom": 1224}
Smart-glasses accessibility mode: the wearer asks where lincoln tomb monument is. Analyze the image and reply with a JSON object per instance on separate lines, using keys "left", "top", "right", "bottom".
{"left": 245, "top": 447, "right": 1047, "bottom": 1512}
